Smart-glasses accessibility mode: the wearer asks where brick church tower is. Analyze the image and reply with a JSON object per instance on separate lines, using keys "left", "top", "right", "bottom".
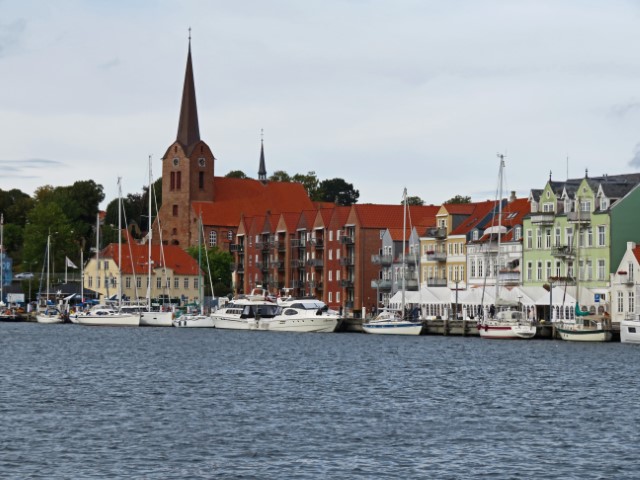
{"left": 157, "top": 39, "right": 215, "bottom": 247}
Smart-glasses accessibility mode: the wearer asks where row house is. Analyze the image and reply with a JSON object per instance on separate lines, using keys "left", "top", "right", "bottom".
{"left": 522, "top": 172, "right": 640, "bottom": 313}
{"left": 85, "top": 233, "right": 202, "bottom": 304}
{"left": 610, "top": 242, "right": 640, "bottom": 324}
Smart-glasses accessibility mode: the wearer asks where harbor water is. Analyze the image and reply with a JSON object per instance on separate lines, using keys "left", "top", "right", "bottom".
{"left": 1, "top": 323, "right": 638, "bottom": 479}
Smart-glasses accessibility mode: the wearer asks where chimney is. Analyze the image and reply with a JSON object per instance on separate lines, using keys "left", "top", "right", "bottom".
{"left": 509, "top": 191, "right": 516, "bottom": 202}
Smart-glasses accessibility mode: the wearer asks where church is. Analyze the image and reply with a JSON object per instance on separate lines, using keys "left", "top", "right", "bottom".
{"left": 155, "top": 39, "right": 315, "bottom": 251}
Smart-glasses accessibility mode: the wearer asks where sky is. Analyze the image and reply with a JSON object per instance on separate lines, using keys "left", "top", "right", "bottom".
{"left": 3, "top": 0, "right": 640, "bottom": 209}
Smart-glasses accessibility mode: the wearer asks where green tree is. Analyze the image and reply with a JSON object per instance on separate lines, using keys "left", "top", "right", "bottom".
{"left": 185, "top": 245, "right": 233, "bottom": 298}
{"left": 226, "top": 170, "right": 248, "bottom": 179}
{"left": 292, "top": 171, "right": 319, "bottom": 198}
{"left": 405, "top": 196, "right": 424, "bottom": 206}
{"left": 0, "top": 188, "right": 33, "bottom": 226}
{"left": 314, "top": 178, "right": 360, "bottom": 205}
{"left": 269, "top": 170, "right": 291, "bottom": 182}
{"left": 444, "top": 195, "right": 471, "bottom": 204}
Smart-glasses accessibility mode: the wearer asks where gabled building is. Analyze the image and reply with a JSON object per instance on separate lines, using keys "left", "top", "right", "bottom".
{"left": 610, "top": 241, "right": 640, "bottom": 324}
{"left": 84, "top": 234, "right": 202, "bottom": 304}
{"left": 523, "top": 171, "right": 640, "bottom": 314}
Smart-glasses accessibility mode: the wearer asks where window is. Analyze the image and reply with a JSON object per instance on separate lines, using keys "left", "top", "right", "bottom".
{"left": 514, "top": 226, "right": 521, "bottom": 241}
{"left": 329, "top": 230, "right": 333, "bottom": 242}
{"left": 598, "top": 225, "right": 606, "bottom": 247}
{"left": 336, "top": 291, "right": 340, "bottom": 303}
{"left": 170, "top": 172, "right": 175, "bottom": 190}
{"left": 526, "top": 230, "right": 532, "bottom": 249}
{"left": 471, "top": 259, "right": 476, "bottom": 278}
{"left": 172, "top": 205, "right": 178, "bottom": 216}
{"left": 537, "top": 261, "right": 542, "bottom": 280}
{"left": 328, "top": 292, "right": 332, "bottom": 302}
{"left": 545, "top": 229, "right": 551, "bottom": 249}
{"left": 209, "top": 230, "right": 217, "bottom": 247}
{"left": 379, "top": 230, "right": 385, "bottom": 239}
{"left": 88, "top": 276, "right": 93, "bottom": 287}
{"left": 328, "top": 270, "right": 332, "bottom": 282}
{"left": 199, "top": 171, "right": 204, "bottom": 189}
{"left": 597, "top": 259, "right": 605, "bottom": 280}
{"left": 536, "top": 229, "right": 542, "bottom": 249}
{"left": 174, "top": 277, "right": 179, "bottom": 289}
{"left": 567, "top": 261, "right": 574, "bottom": 280}
{"left": 566, "top": 227, "right": 573, "bottom": 248}
{"left": 194, "top": 278, "right": 199, "bottom": 289}
{"left": 618, "top": 291, "right": 624, "bottom": 313}
{"left": 157, "top": 277, "right": 162, "bottom": 288}
{"left": 600, "top": 197, "right": 608, "bottom": 211}
{"left": 555, "top": 261, "right": 561, "bottom": 278}
{"left": 336, "top": 249, "right": 340, "bottom": 260}
{"left": 546, "top": 261, "right": 552, "bottom": 280}
{"left": 630, "top": 262, "right": 635, "bottom": 283}
{"left": 137, "top": 277, "right": 142, "bottom": 288}
{"left": 587, "top": 227, "right": 593, "bottom": 247}
{"left": 184, "top": 278, "right": 189, "bottom": 289}
{"left": 478, "top": 259, "right": 483, "bottom": 278}
{"left": 629, "top": 291, "right": 636, "bottom": 314}
{"left": 586, "top": 260, "right": 593, "bottom": 280}
{"left": 580, "top": 200, "right": 591, "bottom": 212}
{"left": 125, "top": 277, "right": 131, "bottom": 288}
{"left": 472, "top": 230, "right": 478, "bottom": 241}
{"left": 227, "top": 231, "right": 233, "bottom": 241}
{"left": 543, "top": 202, "right": 553, "bottom": 212}
{"left": 97, "top": 276, "right": 101, "bottom": 288}
{"left": 176, "top": 171, "right": 181, "bottom": 190}
{"left": 336, "top": 270, "right": 340, "bottom": 281}
{"left": 555, "top": 227, "right": 561, "bottom": 247}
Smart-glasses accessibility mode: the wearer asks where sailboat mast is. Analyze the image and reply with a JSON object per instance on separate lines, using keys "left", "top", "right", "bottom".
{"left": 118, "top": 177, "right": 123, "bottom": 307}
{"left": 147, "top": 156, "right": 153, "bottom": 312}
{"left": 495, "top": 154, "right": 505, "bottom": 301}
{"left": 401, "top": 188, "right": 407, "bottom": 315}
{"left": 198, "top": 213, "right": 203, "bottom": 314}
{"left": 46, "top": 233, "right": 50, "bottom": 304}
{"left": 0, "top": 213, "right": 4, "bottom": 306}
{"left": 96, "top": 213, "right": 100, "bottom": 303}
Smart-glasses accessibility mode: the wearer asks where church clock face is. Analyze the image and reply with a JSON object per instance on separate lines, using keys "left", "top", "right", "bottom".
{"left": 198, "top": 157, "right": 206, "bottom": 167}
{"left": 172, "top": 158, "right": 179, "bottom": 167}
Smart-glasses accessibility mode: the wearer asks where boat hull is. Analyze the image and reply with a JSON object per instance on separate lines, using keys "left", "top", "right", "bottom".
{"left": 362, "top": 321, "right": 423, "bottom": 335}
{"left": 556, "top": 327, "right": 612, "bottom": 342}
{"left": 173, "top": 315, "right": 214, "bottom": 327}
{"left": 256, "top": 317, "right": 338, "bottom": 333}
{"left": 140, "top": 311, "right": 174, "bottom": 327}
{"left": 73, "top": 313, "right": 140, "bottom": 327}
{"left": 477, "top": 323, "right": 536, "bottom": 339}
{"left": 211, "top": 315, "right": 251, "bottom": 330}
{"left": 36, "top": 315, "right": 64, "bottom": 324}
{"left": 621, "top": 319, "right": 640, "bottom": 344}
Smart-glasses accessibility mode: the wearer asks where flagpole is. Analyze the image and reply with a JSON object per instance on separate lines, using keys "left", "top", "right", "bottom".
{"left": 65, "top": 257, "right": 68, "bottom": 284}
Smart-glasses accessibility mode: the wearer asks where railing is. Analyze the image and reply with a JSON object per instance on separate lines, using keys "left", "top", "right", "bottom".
{"left": 427, "top": 227, "right": 447, "bottom": 239}
{"left": 229, "top": 243, "right": 244, "bottom": 252}
{"left": 339, "top": 279, "right": 354, "bottom": 288}
{"left": 618, "top": 274, "right": 635, "bottom": 285}
{"left": 371, "top": 279, "right": 392, "bottom": 290}
{"left": 314, "top": 239, "right": 324, "bottom": 249}
{"left": 371, "top": 254, "right": 393, "bottom": 266}
{"left": 427, "top": 277, "right": 447, "bottom": 287}
{"left": 530, "top": 213, "right": 555, "bottom": 224}
{"left": 498, "top": 269, "right": 520, "bottom": 285}
{"left": 404, "top": 279, "right": 419, "bottom": 289}
{"left": 290, "top": 238, "right": 306, "bottom": 248}
{"left": 307, "top": 258, "right": 324, "bottom": 268}
{"left": 340, "top": 235, "right": 354, "bottom": 244}
{"left": 339, "top": 257, "right": 355, "bottom": 266}
{"left": 292, "top": 280, "right": 305, "bottom": 288}
{"left": 567, "top": 211, "right": 591, "bottom": 224}
{"left": 235, "top": 264, "right": 244, "bottom": 273}
{"left": 426, "top": 252, "right": 447, "bottom": 262}
{"left": 551, "top": 245, "right": 575, "bottom": 258}
{"left": 291, "top": 259, "right": 306, "bottom": 268}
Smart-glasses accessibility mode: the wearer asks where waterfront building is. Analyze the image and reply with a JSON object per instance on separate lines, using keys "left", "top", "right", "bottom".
{"left": 84, "top": 233, "right": 202, "bottom": 304}
{"left": 522, "top": 171, "right": 640, "bottom": 315}
{"left": 609, "top": 242, "right": 640, "bottom": 324}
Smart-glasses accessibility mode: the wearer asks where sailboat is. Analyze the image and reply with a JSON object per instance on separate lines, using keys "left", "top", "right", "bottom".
{"left": 362, "top": 188, "right": 423, "bottom": 335}
{"left": 173, "top": 213, "right": 214, "bottom": 327}
{"left": 477, "top": 155, "right": 536, "bottom": 339}
{"left": 36, "top": 233, "right": 64, "bottom": 324}
{"left": 138, "top": 156, "right": 173, "bottom": 327}
{"left": 72, "top": 179, "right": 139, "bottom": 327}
{"left": 555, "top": 200, "right": 612, "bottom": 342}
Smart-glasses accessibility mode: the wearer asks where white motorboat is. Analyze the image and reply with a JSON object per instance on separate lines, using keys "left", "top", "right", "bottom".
{"left": 255, "top": 298, "right": 340, "bottom": 333}
{"left": 121, "top": 304, "right": 174, "bottom": 327}
{"left": 621, "top": 315, "right": 640, "bottom": 344}
{"left": 211, "top": 288, "right": 279, "bottom": 330}
{"left": 362, "top": 309, "right": 423, "bottom": 335}
{"left": 36, "top": 307, "right": 64, "bottom": 325}
{"left": 71, "top": 306, "right": 140, "bottom": 327}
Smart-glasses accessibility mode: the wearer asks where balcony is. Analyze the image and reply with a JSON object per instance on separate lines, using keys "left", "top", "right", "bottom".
{"left": 426, "top": 252, "right": 447, "bottom": 262}
{"left": 567, "top": 211, "right": 591, "bottom": 224}
{"left": 617, "top": 272, "right": 635, "bottom": 285}
{"left": 427, "top": 227, "right": 447, "bottom": 239}
{"left": 401, "top": 255, "right": 419, "bottom": 265}
{"left": 308, "top": 281, "right": 324, "bottom": 290}
{"left": 371, "top": 279, "right": 392, "bottom": 291}
{"left": 314, "top": 239, "right": 324, "bottom": 249}
{"left": 256, "top": 261, "right": 270, "bottom": 272}
{"left": 548, "top": 276, "right": 576, "bottom": 286}
{"left": 427, "top": 277, "right": 447, "bottom": 287}
{"left": 291, "top": 259, "right": 306, "bottom": 268}
{"left": 404, "top": 279, "right": 419, "bottom": 290}
{"left": 290, "top": 238, "right": 306, "bottom": 248}
{"left": 340, "top": 235, "right": 354, "bottom": 244}
{"left": 229, "top": 243, "right": 244, "bottom": 252}
{"left": 273, "top": 241, "right": 286, "bottom": 252}
{"left": 271, "top": 261, "right": 283, "bottom": 270}
{"left": 551, "top": 245, "right": 575, "bottom": 258}
{"left": 339, "top": 279, "right": 354, "bottom": 288}
{"left": 371, "top": 254, "right": 393, "bottom": 266}
{"left": 307, "top": 258, "right": 324, "bottom": 268}
{"left": 530, "top": 213, "right": 555, "bottom": 225}
{"left": 292, "top": 280, "right": 306, "bottom": 288}
{"left": 234, "top": 263, "right": 244, "bottom": 273}
{"left": 498, "top": 269, "right": 520, "bottom": 286}
{"left": 339, "top": 257, "right": 355, "bottom": 266}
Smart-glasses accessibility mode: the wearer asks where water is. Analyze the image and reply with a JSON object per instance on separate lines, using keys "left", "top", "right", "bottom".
{"left": 1, "top": 323, "right": 638, "bottom": 479}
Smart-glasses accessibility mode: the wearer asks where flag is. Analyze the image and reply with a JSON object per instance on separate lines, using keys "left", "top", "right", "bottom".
{"left": 65, "top": 256, "right": 78, "bottom": 269}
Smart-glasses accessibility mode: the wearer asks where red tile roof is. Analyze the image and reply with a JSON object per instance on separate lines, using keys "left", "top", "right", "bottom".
{"left": 192, "top": 177, "right": 315, "bottom": 228}
{"left": 351, "top": 204, "right": 439, "bottom": 229}
{"left": 449, "top": 200, "right": 497, "bottom": 235}
{"left": 100, "top": 241, "right": 202, "bottom": 276}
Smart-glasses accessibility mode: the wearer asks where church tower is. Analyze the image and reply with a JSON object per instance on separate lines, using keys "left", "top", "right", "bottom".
{"left": 158, "top": 35, "right": 215, "bottom": 247}
{"left": 258, "top": 130, "right": 267, "bottom": 183}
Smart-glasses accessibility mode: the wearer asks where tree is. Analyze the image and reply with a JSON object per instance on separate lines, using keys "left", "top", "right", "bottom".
{"left": 292, "top": 171, "right": 319, "bottom": 198}
{"left": 0, "top": 188, "right": 33, "bottom": 226}
{"left": 226, "top": 170, "right": 248, "bottom": 179}
{"left": 185, "top": 245, "right": 233, "bottom": 298}
{"left": 405, "top": 196, "right": 424, "bottom": 206}
{"left": 444, "top": 195, "right": 471, "bottom": 204}
{"left": 314, "top": 178, "right": 360, "bottom": 206}
{"left": 269, "top": 170, "right": 291, "bottom": 182}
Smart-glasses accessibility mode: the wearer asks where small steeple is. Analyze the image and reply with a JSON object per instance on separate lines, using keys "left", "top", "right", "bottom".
{"left": 176, "top": 28, "right": 200, "bottom": 151}
{"left": 258, "top": 129, "right": 267, "bottom": 182}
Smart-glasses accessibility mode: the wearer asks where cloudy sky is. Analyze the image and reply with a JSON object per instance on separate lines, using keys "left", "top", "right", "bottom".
{"left": 2, "top": 0, "right": 640, "bottom": 209}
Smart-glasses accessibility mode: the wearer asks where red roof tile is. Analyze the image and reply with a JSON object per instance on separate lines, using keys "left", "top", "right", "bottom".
{"left": 100, "top": 241, "right": 202, "bottom": 276}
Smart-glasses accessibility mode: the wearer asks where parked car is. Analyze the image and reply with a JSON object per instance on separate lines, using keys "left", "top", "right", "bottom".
{"left": 14, "top": 272, "right": 35, "bottom": 280}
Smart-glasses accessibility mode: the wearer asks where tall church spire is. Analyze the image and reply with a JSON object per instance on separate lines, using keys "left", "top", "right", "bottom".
{"left": 176, "top": 30, "right": 200, "bottom": 151}
{"left": 258, "top": 129, "right": 267, "bottom": 182}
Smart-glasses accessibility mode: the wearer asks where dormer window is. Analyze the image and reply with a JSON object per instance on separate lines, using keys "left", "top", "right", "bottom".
{"left": 600, "top": 197, "right": 609, "bottom": 211}
{"left": 472, "top": 230, "right": 478, "bottom": 241}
